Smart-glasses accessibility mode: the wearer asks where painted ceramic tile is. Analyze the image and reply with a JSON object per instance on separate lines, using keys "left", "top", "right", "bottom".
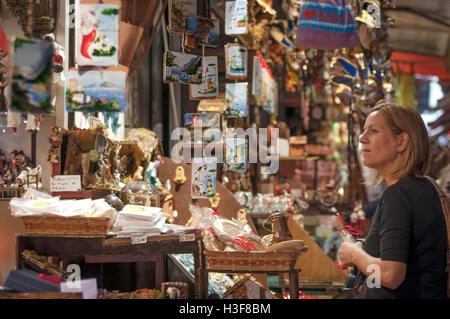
{"left": 184, "top": 112, "right": 221, "bottom": 142}
{"left": 184, "top": 112, "right": 220, "bottom": 129}
{"left": 225, "top": 0, "right": 247, "bottom": 35}
{"left": 10, "top": 38, "right": 53, "bottom": 114}
{"left": 164, "top": 51, "right": 203, "bottom": 84}
{"left": 203, "top": 13, "right": 220, "bottom": 47}
{"left": 264, "top": 77, "right": 278, "bottom": 115}
{"left": 169, "top": 0, "right": 197, "bottom": 33}
{"left": 191, "top": 157, "right": 217, "bottom": 199}
{"left": 223, "top": 137, "right": 247, "bottom": 173}
{"left": 66, "top": 70, "right": 126, "bottom": 112}
{"left": 252, "top": 56, "right": 262, "bottom": 106}
{"left": 225, "top": 82, "right": 247, "bottom": 118}
{"left": 189, "top": 56, "right": 218, "bottom": 99}
{"left": 76, "top": 4, "right": 119, "bottom": 66}
{"left": 225, "top": 43, "right": 247, "bottom": 80}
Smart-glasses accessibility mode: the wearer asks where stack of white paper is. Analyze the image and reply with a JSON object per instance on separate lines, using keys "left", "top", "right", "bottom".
{"left": 110, "top": 205, "right": 166, "bottom": 237}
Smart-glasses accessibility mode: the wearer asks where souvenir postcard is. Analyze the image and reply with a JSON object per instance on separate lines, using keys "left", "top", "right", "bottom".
{"left": 225, "top": 0, "right": 247, "bottom": 36}
{"left": 191, "top": 157, "right": 217, "bottom": 199}
{"left": 225, "top": 43, "right": 247, "bottom": 80}
{"left": 164, "top": 51, "right": 203, "bottom": 85}
{"left": 66, "top": 70, "right": 127, "bottom": 112}
{"left": 224, "top": 82, "right": 247, "bottom": 118}
{"left": 169, "top": 0, "right": 197, "bottom": 34}
{"left": 189, "top": 56, "right": 218, "bottom": 99}
{"left": 223, "top": 137, "right": 247, "bottom": 173}
{"left": 76, "top": 4, "right": 119, "bottom": 66}
{"left": 10, "top": 38, "right": 53, "bottom": 114}
{"left": 184, "top": 112, "right": 221, "bottom": 142}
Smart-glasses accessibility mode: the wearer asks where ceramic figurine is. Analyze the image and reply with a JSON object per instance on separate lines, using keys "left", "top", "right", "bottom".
{"left": 161, "top": 193, "right": 175, "bottom": 224}
{"left": 133, "top": 166, "right": 144, "bottom": 181}
{"left": 174, "top": 166, "right": 187, "bottom": 185}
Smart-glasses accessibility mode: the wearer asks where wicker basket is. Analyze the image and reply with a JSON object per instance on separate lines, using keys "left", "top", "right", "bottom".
{"left": 20, "top": 215, "right": 115, "bottom": 236}
{"left": 203, "top": 250, "right": 302, "bottom": 272}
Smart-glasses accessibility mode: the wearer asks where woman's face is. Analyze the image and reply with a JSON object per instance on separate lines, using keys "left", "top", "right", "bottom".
{"left": 359, "top": 111, "right": 403, "bottom": 172}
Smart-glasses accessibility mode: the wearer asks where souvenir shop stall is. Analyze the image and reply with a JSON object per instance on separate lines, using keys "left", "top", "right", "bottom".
{"left": 0, "top": 0, "right": 449, "bottom": 300}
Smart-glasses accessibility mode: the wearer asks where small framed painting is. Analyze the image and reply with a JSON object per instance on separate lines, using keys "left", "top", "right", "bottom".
{"left": 184, "top": 112, "right": 221, "bottom": 142}
{"left": 66, "top": 69, "right": 127, "bottom": 112}
{"left": 225, "top": 43, "right": 247, "bottom": 80}
{"left": 163, "top": 51, "right": 203, "bottom": 85}
{"left": 191, "top": 157, "right": 217, "bottom": 199}
{"left": 75, "top": 3, "right": 120, "bottom": 66}
{"left": 223, "top": 137, "right": 247, "bottom": 173}
{"left": 224, "top": 82, "right": 247, "bottom": 118}
{"left": 225, "top": 0, "right": 248, "bottom": 36}
{"left": 10, "top": 38, "right": 53, "bottom": 114}
{"left": 169, "top": 0, "right": 197, "bottom": 34}
{"left": 189, "top": 56, "right": 218, "bottom": 99}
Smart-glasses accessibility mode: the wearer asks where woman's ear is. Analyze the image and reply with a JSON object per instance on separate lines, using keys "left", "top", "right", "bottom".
{"left": 397, "top": 132, "right": 409, "bottom": 152}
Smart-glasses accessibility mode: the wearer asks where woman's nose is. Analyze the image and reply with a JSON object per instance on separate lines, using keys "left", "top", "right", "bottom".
{"left": 359, "top": 132, "right": 368, "bottom": 144}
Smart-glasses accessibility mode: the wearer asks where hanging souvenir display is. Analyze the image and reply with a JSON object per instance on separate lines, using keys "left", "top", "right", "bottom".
{"left": 163, "top": 51, "right": 203, "bottom": 85}
{"left": 75, "top": 3, "right": 120, "bottom": 67}
{"left": 191, "top": 157, "right": 217, "bottom": 199}
{"left": 189, "top": 56, "right": 219, "bottom": 99}
{"left": 225, "top": 43, "right": 247, "bottom": 80}
{"left": 225, "top": 82, "right": 248, "bottom": 118}
{"left": 184, "top": 113, "right": 221, "bottom": 142}
{"left": 168, "top": 0, "right": 198, "bottom": 34}
{"left": 225, "top": 0, "right": 248, "bottom": 36}
{"left": 295, "top": 0, "right": 359, "bottom": 50}
{"left": 66, "top": 69, "right": 127, "bottom": 112}
{"left": 223, "top": 137, "right": 247, "bottom": 173}
{"left": 9, "top": 37, "right": 54, "bottom": 114}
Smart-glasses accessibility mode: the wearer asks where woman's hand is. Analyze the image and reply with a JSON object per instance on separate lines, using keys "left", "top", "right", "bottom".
{"left": 338, "top": 241, "right": 362, "bottom": 268}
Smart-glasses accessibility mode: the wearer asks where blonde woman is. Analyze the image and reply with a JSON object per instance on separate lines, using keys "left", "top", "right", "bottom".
{"left": 339, "top": 100, "right": 447, "bottom": 299}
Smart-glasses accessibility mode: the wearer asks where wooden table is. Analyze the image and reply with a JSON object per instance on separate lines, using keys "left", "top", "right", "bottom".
{"left": 16, "top": 233, "right": 208, "bottom": 298}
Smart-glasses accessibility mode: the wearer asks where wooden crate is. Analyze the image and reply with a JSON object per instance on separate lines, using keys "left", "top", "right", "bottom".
{"left": 203, "top": 250, "right": 302, "bottom": 272}
{"left": 19, "top": 215, "right": 115, "bottom": 237}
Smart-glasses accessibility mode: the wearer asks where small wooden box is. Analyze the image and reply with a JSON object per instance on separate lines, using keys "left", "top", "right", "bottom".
{"left": 289, "top": 136, "right": 307, "bottom": 157}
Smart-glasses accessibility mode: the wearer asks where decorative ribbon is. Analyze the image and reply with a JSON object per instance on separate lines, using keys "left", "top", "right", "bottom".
{"left": 336, "top": 212, "right": 361, "bottom": 236}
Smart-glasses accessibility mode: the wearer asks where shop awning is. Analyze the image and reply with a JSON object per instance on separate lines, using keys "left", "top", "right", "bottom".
{"left": 391, "top": 51, "right": 450, "bottom": 81}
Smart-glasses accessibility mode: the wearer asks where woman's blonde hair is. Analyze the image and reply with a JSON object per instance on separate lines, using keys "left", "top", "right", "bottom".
{"left": 364, "top": 100, "right": 431, "bottom": 186}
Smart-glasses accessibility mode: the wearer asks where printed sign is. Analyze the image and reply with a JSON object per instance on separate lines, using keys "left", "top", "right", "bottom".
{"left": 50, "top": 175, "right": 81, "bottom": 192}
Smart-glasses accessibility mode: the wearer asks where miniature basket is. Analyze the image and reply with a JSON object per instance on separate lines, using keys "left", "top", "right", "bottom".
{"left": 20, "top": 215, "right": 115, "bottom": 237}
{"left": 203, "top": 250, "right": 304, "bottom": 272}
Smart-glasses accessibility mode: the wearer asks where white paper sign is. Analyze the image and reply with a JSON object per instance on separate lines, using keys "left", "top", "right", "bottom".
{"left": 50, "top": 175, "right": 82, "bottom": 192}
{"left": 131, "top": 236, "right": 148, "bottom": 245}
{"left": 60, "top": 278, "right": 97, "bottom": 299}
{"left": 179, "top": 233, "right": 195, "bottom": 242}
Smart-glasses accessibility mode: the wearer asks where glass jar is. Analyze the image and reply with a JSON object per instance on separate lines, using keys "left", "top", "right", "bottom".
{"left": 120, "top": 181, "right": 160, "bottom": 207}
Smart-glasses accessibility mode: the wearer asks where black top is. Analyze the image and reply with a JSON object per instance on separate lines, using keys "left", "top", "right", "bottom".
{"left": 363, "top": 176, "right": 447, "bottom": 299}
